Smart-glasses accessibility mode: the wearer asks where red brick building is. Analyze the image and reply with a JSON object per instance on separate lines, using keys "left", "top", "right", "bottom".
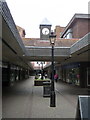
{"left": 60, "top": 14, "right": 90, "bottom": 39}
{"left": 54, "top": 26, "right": 65, "bottom": 38}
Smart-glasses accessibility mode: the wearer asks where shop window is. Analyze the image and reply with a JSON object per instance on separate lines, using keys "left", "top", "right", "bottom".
{"left": 66, "top": 67, "right": 80, "bottom": 85}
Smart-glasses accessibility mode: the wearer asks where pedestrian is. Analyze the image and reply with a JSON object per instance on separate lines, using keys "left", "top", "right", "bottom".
{"left": 54, "top": 73, "right": 58, "bottom": 82}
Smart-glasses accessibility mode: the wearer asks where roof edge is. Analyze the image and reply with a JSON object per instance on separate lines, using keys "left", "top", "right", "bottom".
{"left": 61, "top": 13, "right": 90, "bottom": 37}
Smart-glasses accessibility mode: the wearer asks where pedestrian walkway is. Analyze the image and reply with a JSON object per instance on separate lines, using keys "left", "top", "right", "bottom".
{"left": 2, "top": 76, "right": 88, "bottom": 118}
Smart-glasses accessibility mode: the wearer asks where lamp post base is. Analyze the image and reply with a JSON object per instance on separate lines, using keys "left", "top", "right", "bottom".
{"left": 50, "top": 91, "right": 56, "bottom": 107}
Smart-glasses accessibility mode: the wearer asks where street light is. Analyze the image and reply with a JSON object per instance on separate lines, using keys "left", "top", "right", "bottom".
{"left": 41, "top": 62, "right": 45, "bottom": 80}
{"left": 37, "top": 61, "right": 45, "bottom": 80}
{"left": 49, "top": 31, "right": 56, "bottom": 107}
{"left": 37, "top": 61, "right": 41, "bottom": 71}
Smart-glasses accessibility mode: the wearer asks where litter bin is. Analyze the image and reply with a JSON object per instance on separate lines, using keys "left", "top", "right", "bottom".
{"left": 43, "top": 81, "right": 51, "bottom": 97}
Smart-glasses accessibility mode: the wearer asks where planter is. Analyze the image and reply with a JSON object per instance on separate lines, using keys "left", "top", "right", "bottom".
{"left": 34, "top": 79, "right": 50, "bottom": 86}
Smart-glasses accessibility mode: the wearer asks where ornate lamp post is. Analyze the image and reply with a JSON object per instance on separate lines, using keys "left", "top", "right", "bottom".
{"left": 41, "top": 61, "right": 45, "bottom": 80}
{"left": 37, "top": 61, "right": 45, "bottom": 80}
{"left": 37, "top": 62, "right": 41, "bottom": 71}
{"left": 49, "top": 31, "right": 56, "bottom": 107}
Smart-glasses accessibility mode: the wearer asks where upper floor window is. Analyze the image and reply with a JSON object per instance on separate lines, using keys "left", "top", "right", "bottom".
{"left": 63, "top": 28, "right": 72, "bottom": 39}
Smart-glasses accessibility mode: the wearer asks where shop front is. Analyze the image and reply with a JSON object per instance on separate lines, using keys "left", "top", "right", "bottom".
{"left": 61, "top": 62, "right": 89, "bottom": 88}
{"left": 65, "top": 67, "right": 80, "bottom": 86}
{"left": 61, "top": 63, "right": 80, "bottom": 86}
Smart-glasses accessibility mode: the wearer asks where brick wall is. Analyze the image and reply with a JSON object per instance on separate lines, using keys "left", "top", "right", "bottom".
{"left": 72, "top": 19, "right": 89, "bottom": 38}
{"left": 55, "top": 26, "right": 65, "bottom": 38}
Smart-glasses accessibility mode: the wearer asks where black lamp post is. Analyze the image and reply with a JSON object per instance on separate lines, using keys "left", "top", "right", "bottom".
{"left": 41, "top": 61, "right": 45, "bottom": 80}
{"left": 37, "top": 61, "right": 41, "bottom": 70}
{"left": 49, "top": 31, "right": 56, "bottom": 107}
{"left": 37, "top": 61, "right": 45, "bottom": 80}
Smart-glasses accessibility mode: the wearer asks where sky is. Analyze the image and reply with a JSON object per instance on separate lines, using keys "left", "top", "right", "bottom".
{"left": 6, "top": 0, "right": 89, "bottom": 38}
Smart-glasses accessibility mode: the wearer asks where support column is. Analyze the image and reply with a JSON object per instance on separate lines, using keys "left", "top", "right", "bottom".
{"left": 80, "top": 63, "right": 87, "bottom": 88}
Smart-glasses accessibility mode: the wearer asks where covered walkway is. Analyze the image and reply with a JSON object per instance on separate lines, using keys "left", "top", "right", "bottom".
{"left": 2, "top": 76, "right": 88, "bottom": 118}
{"left": 1, "top": 1, "right": 90, "bottom": 119}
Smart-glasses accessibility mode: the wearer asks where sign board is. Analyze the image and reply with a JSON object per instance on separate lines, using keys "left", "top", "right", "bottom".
{"left": 76, "top": 96, "right": 90, "bottom": 120}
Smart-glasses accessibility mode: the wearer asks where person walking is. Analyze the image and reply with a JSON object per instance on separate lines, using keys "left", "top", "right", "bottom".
{"left": 54, "top": 73, "right": 58, "bottom": 82}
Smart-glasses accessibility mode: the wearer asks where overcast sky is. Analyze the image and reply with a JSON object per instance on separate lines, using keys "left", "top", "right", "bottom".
{"left": 6, "top": 0, "right": 89, "bottom": 38}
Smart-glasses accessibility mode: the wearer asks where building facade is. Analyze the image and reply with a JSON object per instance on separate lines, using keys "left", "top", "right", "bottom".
{"left": 54, "top": 25, "right": 65, "bottom": 38}
{"left": 54, "top": 14, "right": 90, "bottom": 88}
{"left": 2, "top": 1, "right": 90, "bottom": 88}
{"left": 61, "top": 14, "right": 90, "bottom": 39}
